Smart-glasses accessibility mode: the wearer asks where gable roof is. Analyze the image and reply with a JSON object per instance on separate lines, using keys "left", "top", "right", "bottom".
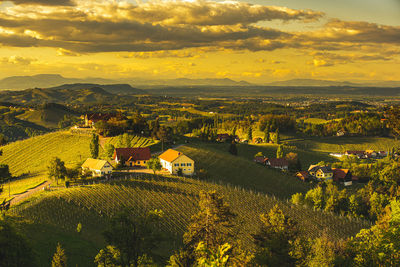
{"left": 317, "top": 166, "right": 333, "bottom": 174}
{"left": 114, "top": 147, "right": 151, "bottom": 161}
{"left": 159, "top": 149, "right": 188, "bottom": 162}
{"left": 266, "top": 158, "right": 289, "bottom": 167}
{"left": 332, "top": 168, "right": 350, "bottom": 179}
{"left": 82, "top": 158, "right": 111, "bottom": 170}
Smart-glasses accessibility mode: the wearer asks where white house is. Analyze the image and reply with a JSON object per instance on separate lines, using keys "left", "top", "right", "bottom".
{"left": 159, "top": 149, "right": 195, "bottom": 176}
{"left": 81, "top": 158, "right": 113, "bottom": 177}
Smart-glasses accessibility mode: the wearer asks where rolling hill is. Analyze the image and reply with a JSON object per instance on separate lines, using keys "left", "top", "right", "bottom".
{"left": 17, "top": 103, "right": 77, "bottom": 129}
{"left": 10, "top": 174, "right": 371, "bottom": 266}
{"left": 48, "top": 83, "right": 146, "bottom": 95}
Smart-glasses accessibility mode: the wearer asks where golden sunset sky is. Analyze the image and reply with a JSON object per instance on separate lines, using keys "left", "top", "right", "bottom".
{"left": 0, "top": 0, "right": 399, "bottom": 83}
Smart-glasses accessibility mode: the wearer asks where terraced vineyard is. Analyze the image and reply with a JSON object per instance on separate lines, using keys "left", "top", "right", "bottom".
{"left": 0, "top": 131, "right": 92, "bottom": 176}
{"left": 176, "top": 143, "right": 312, "bottom": 198}
{"left": 13, "top": 174, "right": 371, "bottom": 252}
{"left": 106, "top": 134, "right": 156, "bottom": 148}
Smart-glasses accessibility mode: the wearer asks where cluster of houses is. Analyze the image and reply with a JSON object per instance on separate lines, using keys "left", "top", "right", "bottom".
{"left": 81, "top": 147, "right": 195, "bottom": 178}
{"left": 254, "top": 156, "right": 289, "bottom": 170}
{"left": 296, "top": 165, "right": 354, "bottom": 186}
{"left": 330, "top": 150, "right": 387, "bottom": 159}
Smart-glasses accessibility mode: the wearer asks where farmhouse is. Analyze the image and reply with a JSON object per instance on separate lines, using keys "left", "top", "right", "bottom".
{"left": 265, "top": 158, "right": 289, "bottom": 170}
{"left": 332, "top": 168, "right": 353, "bottom": 186}
{"left": 82, "top": 158, "right": 113, "bottom": 177}
{"left": 159, "top": 149, "right": 195, "bottom": 176}
{"left": 308, "top": 165, "right": 333, "bottom": 181}
{"left": 113, "top": 147, "right": 151, "bottom": 167}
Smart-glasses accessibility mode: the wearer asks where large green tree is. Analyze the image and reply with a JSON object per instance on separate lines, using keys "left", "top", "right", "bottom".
{"left": 90, "top": 133, "right": 99, "bottom": 159}
{"left": 146, "top": 157, "right": 162, "bottom": 174}
{"left": 102, "top": 209, "right": 163, "bottom": 267}
{"left": 179, "top": 191, "right": 253, "bottom": 266}
{"left": 47, "top": 157, "right": 67, "bottom": 185}
{"left": 253, "top": 205, "right": 298, "bottom": 266}
{"left": 52, "top": 243, "right": 67, "bottom": 267}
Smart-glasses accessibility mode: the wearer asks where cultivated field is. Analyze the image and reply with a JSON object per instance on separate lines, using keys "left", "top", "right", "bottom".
{"left": 176, "top": 142, "right": 312, "bottom": 198}
{"left": 11, "top": 174, "right": 371, "bottom": 266}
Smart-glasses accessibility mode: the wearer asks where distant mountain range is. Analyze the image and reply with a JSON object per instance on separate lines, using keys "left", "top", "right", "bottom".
{"left": 263, "top": 79, "right": 400, "bottom": 87}
{"left": 0, "top": 74, "right": 400, "bottom": 90}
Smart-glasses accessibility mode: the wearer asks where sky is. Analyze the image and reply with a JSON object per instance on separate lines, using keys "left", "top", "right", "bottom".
{"left": 0, "top": 0, "right": 399, "bottom": 83}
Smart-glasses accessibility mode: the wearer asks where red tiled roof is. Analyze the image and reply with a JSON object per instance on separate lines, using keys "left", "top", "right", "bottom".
{"left": 267, "top": 158, "right": 289, "bottom": 167}
{"left": 332, "top": 168, "right": 350, "bottom": 179}
{"left": 114, "top": 147, "right": 151, "bottom": 161}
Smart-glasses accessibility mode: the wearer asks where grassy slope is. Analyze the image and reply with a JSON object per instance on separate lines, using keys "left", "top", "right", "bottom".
{"left": 0, "top": 131, "right": 91, "bottom": 200}
{"left": 17, "top": 108, "right": 73, "bottom": 129}
{"left": 0, "top": 131, "right": 91, "bottom": 176}
{"left": 11, "top": 175, "right": 371, "bottom": 266}
{"left": 288, "top": 136, "right": 400, "bottom": 153}
{"left": 176, "top": 142, "right": 314, "bottom": 198}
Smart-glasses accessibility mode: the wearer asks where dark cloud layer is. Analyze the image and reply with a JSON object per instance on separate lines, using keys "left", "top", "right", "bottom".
{"left": 0, "top": 0, "right": 398, "bottom": 58}
{"left": 9, "top": 0, "right": 74, "bottom": 6}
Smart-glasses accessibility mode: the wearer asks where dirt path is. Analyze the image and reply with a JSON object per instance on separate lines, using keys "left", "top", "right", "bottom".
{"left": 10, "top": 180, "right": 51, "bottom": 206}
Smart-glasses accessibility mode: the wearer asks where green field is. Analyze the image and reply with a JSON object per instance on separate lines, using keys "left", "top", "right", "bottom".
{"left": 176, "top": 142, "right": 313, "bottom": 198}
{"left": 288, "top": 136, "right": 400, "bottom": 154}
{"left": 10, "top": 175, "right": 371, "bottom": 266}
{"left": 0, "top": 131, "right": 92, "bottom": 200}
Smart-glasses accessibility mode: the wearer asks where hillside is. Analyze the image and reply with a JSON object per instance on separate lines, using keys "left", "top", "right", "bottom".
{"left": 0, "top": 74, "right": 114, "bottom": 90}
{"left": 17, "top": 103, "right": 77, "bottom": 129}
{"left": 0, "top": 131, "right": 91, "bottom": 176}
{"left": 175, "top": 142, "right": 324, "bottom": 198}
{"left": 0, "top": 86, "right": 127, "bottom": 105}
{"left": 49, "top": 83, "right": 146, "bottom": 95}
{"left": 10, "top": 175, "right": 371, "bottom": 266}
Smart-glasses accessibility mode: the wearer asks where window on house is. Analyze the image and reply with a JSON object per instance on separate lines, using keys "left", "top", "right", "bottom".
{"left": 187, "top": 163, "right": 192, "bottom": 166}
{"left": 175, "top": 163, "right": 179, "bottom": 167}
{"left": 181, "top": 163, "right": 186, "bottom": 166}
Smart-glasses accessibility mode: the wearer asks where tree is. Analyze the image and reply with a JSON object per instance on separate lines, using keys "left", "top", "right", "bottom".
{"left": 0, "top": 133, "right": 7, "bottom": 146}
{"left": 264, "top": 128, "right": 270, "bottom": 144}
{"left": 285, "top": 152, "right": 300, "bottom": 171}
{"left": 183, "top": 191, "right": 252, "bottom": 266}
{"left": 275, "top": 129, "right": 280, "bottom": 144}
{"left": 0, "top": 219, "right": 35, "bottom": 267}
{"left": 0, "top": 164, "right": 11, "bottom": 183}
{"left": 228, "top": 142, "right": 237, "bottom": 156}
{"left": 276, "top": 145, "right": 284, "bottom": 159}
{"left": 102, "top": 208, "right": 163, "bottom": 267}
{"left": 247, "top": 127, "right": 253, "bottom": 142}
{"left": 146, "top": 157, "right": 162, "bottom": 174}
{"left": 52, "top": 243, "right": 67, "bottom": 267}
{"left": 254, "top": 152, "right": 263, "bottom": 158}
{"left": 94, "top": 245, "right": 122, "bottom": 267}
{"left": 253, "top": 205, "right": 298, "bottom": 266}
{"left": 90, "top": 134, "right": 99, "bottom": 159}
{"left": 47, "top": 157, "right": 67, "bottom": 185}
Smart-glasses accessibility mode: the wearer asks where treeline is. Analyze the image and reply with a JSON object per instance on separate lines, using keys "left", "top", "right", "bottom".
{"left": 298, "top": 113, "right": 388, "bottom": 137}
{"left": 293, "top": 158, "right": 400, "bottom": 221}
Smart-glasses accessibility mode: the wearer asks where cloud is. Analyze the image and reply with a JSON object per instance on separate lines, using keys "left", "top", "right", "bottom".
{"left": 123, "top": 1, "right": 324, "bottom": 26}
{"left": 9, "top": 0, "right": 75, "bottom": 6}
{"left": 309, "top": 51, "right": 392, "bottom": 67}
{"left": 0, "top": 0, "right": 398, "bottom": 59}
{"left": 1, "top": 55, "right": 37, "bottom": 65}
